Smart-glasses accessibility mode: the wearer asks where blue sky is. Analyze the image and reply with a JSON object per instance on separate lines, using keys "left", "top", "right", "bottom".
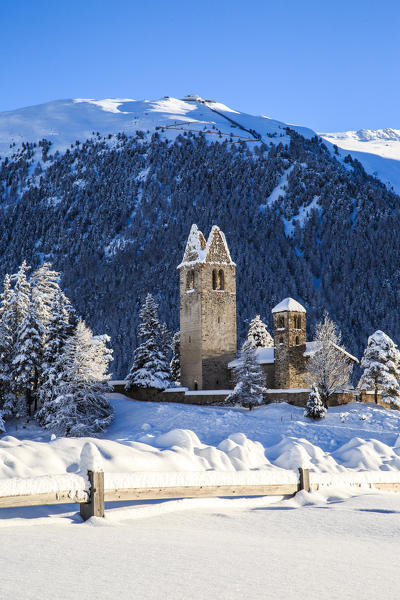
{"left": 1, "top": 0, "right": 399, "bottom": 131}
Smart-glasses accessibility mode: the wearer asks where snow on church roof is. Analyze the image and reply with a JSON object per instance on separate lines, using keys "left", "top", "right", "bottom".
{"left": 271, "top": 297, "right": 306, "bottom": 314}
{"left": 177, "top": 224, "right": 235, "bottom": 268}
{"left": 228, "top": 340, "right": 358, "bottom": 368}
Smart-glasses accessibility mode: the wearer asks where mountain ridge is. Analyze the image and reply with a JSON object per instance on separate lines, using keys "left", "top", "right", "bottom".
{"left": 1, "top": 94, "right": 399, "bottom": 192}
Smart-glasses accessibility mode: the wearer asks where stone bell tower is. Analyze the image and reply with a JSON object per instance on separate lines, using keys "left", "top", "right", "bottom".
{"left": 272, "top": 297, "right": 307, "bottom": 389}
{"left": 178, "top": 224, "right": 237, "bottom": 390}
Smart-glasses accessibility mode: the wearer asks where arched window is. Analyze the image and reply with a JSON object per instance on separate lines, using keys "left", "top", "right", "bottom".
{"left": 218, "top": 269, "right": 224, "bottom": 290}
{"left": 194, "top": 381, "right": 198, "bottom": 391}
{"left": 295, "top": 336, "right": 299, "bottom": 346}
{"left": 279, "top": 336, "right": 283, "bottom": 345}
{"left": 212, "top": 269, "right": 218, "bottom": 290}
{"left": 278, "top": 316, "right": 284, "bottom": 328}
{"left": 186, "top": 269, "right": 195, "bottom": 290}
{"left": 294, "top": 315, "right": 301, "bottom": 329}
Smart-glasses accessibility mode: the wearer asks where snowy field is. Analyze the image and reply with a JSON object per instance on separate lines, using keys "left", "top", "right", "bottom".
{"left": 1, "top": 395, "right": 400, "bottom": 599}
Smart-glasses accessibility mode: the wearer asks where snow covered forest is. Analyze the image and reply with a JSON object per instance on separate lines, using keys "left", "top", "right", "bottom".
{"left": 1, "top": 129, "right": 400, "bottom": 376}
{"left": 0, "top": 262, "right": 113, "bottom": 435}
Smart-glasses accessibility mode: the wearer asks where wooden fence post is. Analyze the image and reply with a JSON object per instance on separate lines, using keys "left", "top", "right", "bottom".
{"left": 298, "top": 467, "right": 310, "bottom": 493}
{"left": 80, "top": 470, "right": 105, "bottom": 521}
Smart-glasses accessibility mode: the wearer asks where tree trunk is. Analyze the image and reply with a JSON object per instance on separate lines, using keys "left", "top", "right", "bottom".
{"left": 33, "top": 367, "right": 39, "bottom": 413}
{"left": 26, "top": 389, "right": 33, "bottom": 417}
{"left": 374, "top": 376, "right": 378, "bottom": 404}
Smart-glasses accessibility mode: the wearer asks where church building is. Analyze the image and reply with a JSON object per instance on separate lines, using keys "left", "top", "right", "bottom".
{"left": 178, "top": 224, "right": 357, "bottom": 394}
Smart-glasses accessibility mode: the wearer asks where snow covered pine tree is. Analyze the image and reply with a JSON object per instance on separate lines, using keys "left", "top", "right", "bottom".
{"left": 125, "top": 294, "right": 171, "bottom": 390}
{"left": 304, "top": 384, "right": 326, "bottom": 420}
{"left": 36, "top": 291, "right": 74, "bottom": 425}
{"left": 247, "top": 315, "right": 273, "bottom": 348}
{"left": 358, "top": 330, "right": 400, "bottom": 408}
{"left": 0, "top": 274, "right": 16, "bottom": 418}
{"left": 12, "top": 299, "right": 44, "bottom": 415}
{"left": 38, "top": 321, "right": 113, "bottom": 437}
{"left": 225, "top": 340, "right": 265, "bottom": 409}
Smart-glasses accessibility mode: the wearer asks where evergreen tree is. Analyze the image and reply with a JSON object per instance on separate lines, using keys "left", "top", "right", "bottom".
{"left": 304, "top": 384, "right": 326, "bottom": 419}
{"left": 0, "top": 274, "right": 16, "bottom": 416}
{"left": 159, "top": 322, "right": 173, "bottom": 365}
{"left": 126, "top": 294, "right": 171, "bottom": 389}
{"left": 11, "top": 261, "right": 31, "bottom": 326}
{"left": 358, "top": 330, "right": 400, "bottom": 407}
{"left": 307, "top": 312, "right": 353, "bottom": 407}
{"left": 36, "top": 291, "right": 71, "bottom": 423}
{"left": 12, "top": 299, "right": 44, "bottom": 415}
{"left": 38, "top": 321, "right": 113, "bottom": 437}
{"left": 170, "top": 331, "right": 181, "bottom": 383}
{"left": 0, "top": 266, "right": 31, "bottom": 417}
{"left": 31, "top": 262, "right": 62, "bottom": 328}
{"left": 247, "top": 315, "right": 273, "bottom": 348}
{"left": 225, "top": 340, "right": 265, "bottom": 409}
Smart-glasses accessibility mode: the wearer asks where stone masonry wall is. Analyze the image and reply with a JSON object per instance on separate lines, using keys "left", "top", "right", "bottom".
{"left": 201, "top": 262, "right": 236, "bottom": 389}
{"left": 179, "top": 265, "right": 203, "bottom": 390}
{"left": 111, "top": 384, "right": 356, "bottom": 408}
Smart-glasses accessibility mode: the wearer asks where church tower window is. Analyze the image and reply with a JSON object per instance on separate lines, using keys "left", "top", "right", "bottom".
{"left": 295, "top": 336, "right": 299, "bottom": 346}
{"left": 278, "top": 316, "right": 284, "bottom": 328}
{"left": 218, "top": 269, "right": 224, "bottom": 290}
{"left": 186, "top": 270, "right": 195, "bottom": 290}
{"left": 212, "top": 269, "right": 218, "bottom": 290}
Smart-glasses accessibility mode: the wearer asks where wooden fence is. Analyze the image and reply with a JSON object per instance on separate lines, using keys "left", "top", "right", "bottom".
{"left": 1, "top": 468, "right": 400, "bottom": 521}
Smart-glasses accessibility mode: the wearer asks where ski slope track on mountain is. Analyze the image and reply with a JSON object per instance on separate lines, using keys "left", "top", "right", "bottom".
{"left": 0, "top": 96, "right": 313, "bottom": 157}
{"left": 2, "top": 94, "right": 400, "bottom": 192}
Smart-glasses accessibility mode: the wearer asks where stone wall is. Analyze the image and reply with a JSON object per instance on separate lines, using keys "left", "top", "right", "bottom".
{"left": 111, "top": 383, "right": 229, "bottom": 405}
{"left": 359, "top": 389, "right": 400, "bottom": 410}
{"left": 110, "top": 383, "right": 356, "bottom": 408}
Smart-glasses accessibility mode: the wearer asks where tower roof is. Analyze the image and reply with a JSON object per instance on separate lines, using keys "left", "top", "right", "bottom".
{"left": 272, "top": 297, "right": 306, "bottom": 314}
{"left": 178, "top": 224, "right": 235, "bottom": 268}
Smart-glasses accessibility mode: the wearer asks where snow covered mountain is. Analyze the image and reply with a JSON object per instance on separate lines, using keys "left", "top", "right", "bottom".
{"left": 320, "top": 128, "right": 400, "bottom": 192}
{"left": 0, "top": 95, "right": 314, "bottom": 156}
{"left": 1, "top": 94, "right": 400, "bottom": 192}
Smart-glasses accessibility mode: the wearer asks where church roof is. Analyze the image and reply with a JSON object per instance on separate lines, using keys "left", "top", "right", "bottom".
{"left": 178, "top": 224, "right": 235, "bottom": 268}
{"left": 228, "top": 340, "right": 358, "bottom": 368}
{"left": 272, "top": 297, "right": 306, "bottom": 314}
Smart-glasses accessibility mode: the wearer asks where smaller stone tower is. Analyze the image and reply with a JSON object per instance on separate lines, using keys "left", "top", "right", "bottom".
{"left": 178, "top": 224, "right": 237, "bottom": 390}
{"left": 272, "top": 298, "right": 307, "bottom": 389}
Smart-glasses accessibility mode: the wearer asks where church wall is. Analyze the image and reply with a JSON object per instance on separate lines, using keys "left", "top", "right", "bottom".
{"left": 260, "top": 363, "right": 275, "bottom": 388}
{"left": 201, "top": 263, "right": 236, "bottom": 389}
{"left": 180, "top": 265, "right": 203, "bottom": 389}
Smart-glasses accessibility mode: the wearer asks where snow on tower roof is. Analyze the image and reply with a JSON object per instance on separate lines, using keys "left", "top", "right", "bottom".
{"left": 272, "top": 297, "right": 306, "bottom": 314}
{"left": 177, "top": 224, "right": 207, "bottom": 268}
{"left": 178, "top": 224, "right": 235, "bottom": 268}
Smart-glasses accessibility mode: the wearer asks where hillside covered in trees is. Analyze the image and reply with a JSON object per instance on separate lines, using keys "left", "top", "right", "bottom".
{"left": 1, "top": 129, "right": 399, "bottom": 376}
